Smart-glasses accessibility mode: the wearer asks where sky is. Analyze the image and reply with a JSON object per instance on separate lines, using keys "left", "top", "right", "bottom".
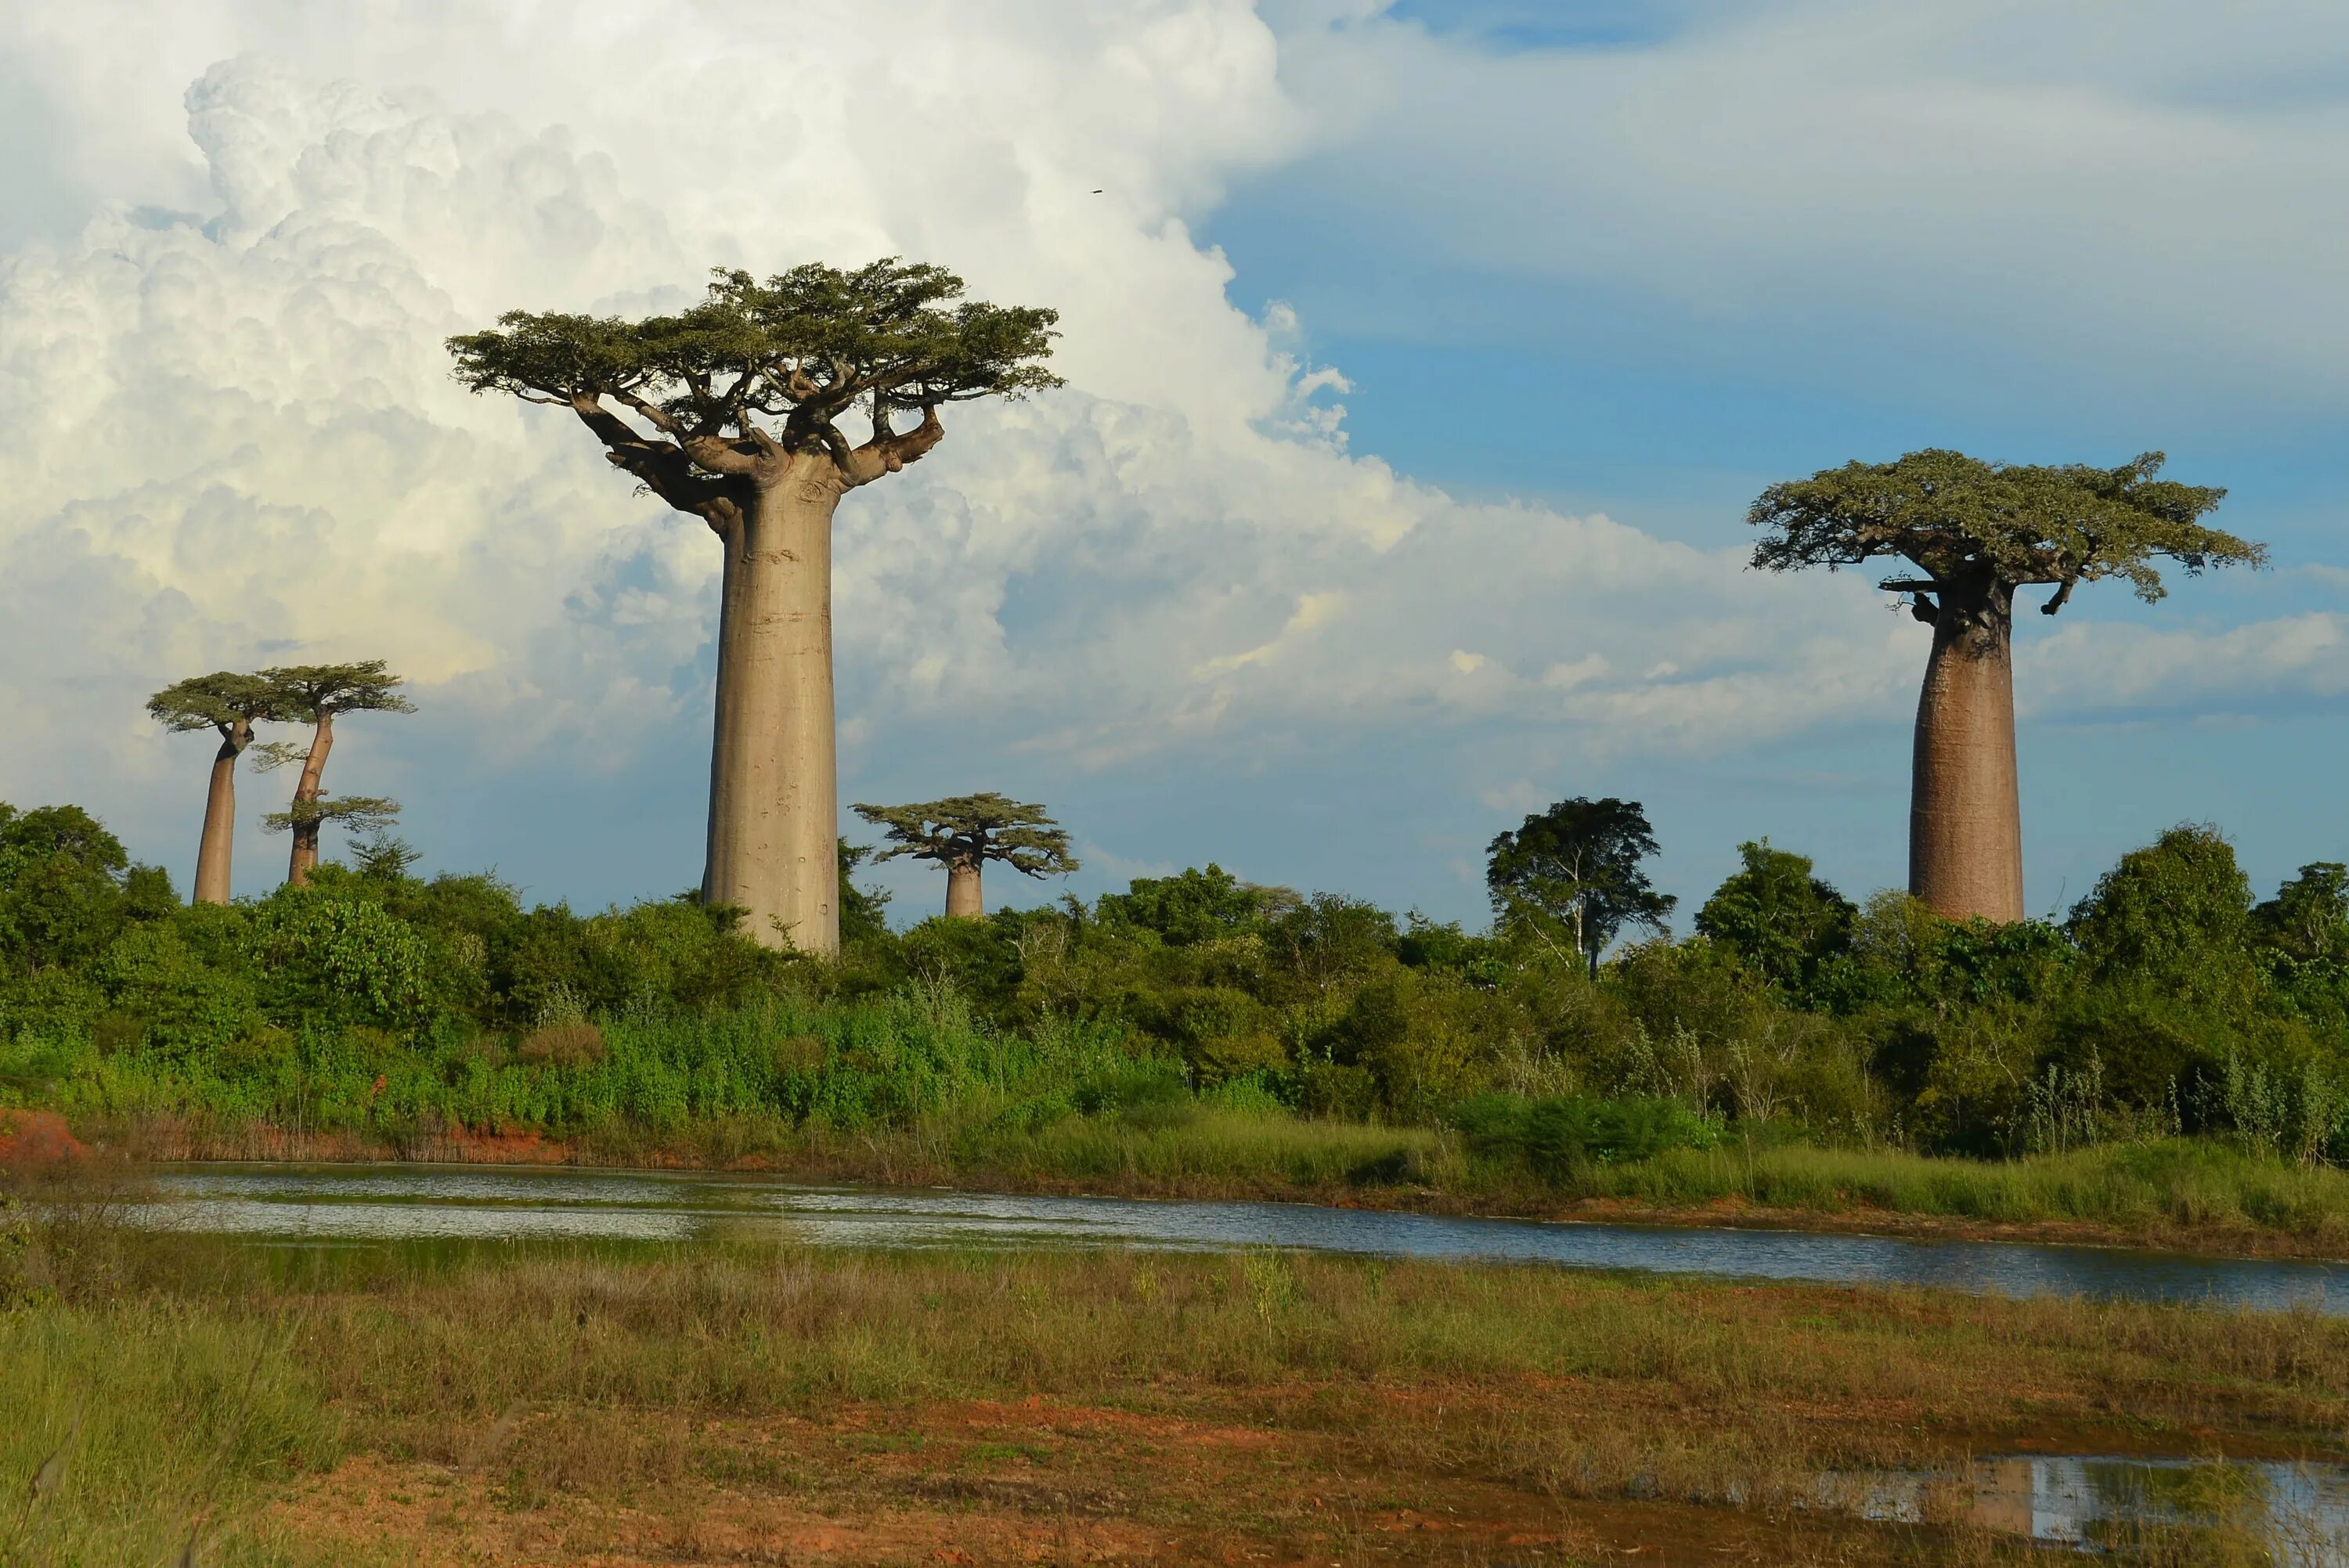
{"left": 1, "top": 0, "right": 2345, "bottom": 930}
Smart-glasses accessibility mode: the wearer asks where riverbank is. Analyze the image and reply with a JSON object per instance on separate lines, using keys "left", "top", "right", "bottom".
{"left": 6, "top": 1195, "right": 2347, "bottom": 1565}
{"left": 56, "top": 1105, "right": 2349, "bottom": 1261}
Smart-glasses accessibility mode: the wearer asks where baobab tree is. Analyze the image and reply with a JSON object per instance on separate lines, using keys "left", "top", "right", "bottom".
{"left": 1748, "top": 450, "right": 2259, "bottom": 923}
{"left": 146, "top": 671, "right": 288, "bottom": 904}
{"left": 262, "top": 795, "right": 402, "bottom": 874}
{"left": 254, "top": 661, "right": 414, "bottom": 887}
{"left": 449, "top": 261, "right": 1059, "bottom": 955}
{"left": 852, "top": 793, "right": 1077, "bottom": 918}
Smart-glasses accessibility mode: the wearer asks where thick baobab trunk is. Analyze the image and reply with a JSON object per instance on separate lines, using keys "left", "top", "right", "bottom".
{"left": 287, "top": 712, "right": 334, "bottom": 888}
{"left": 1908, "top": 577, "right": 2025, "bottom": 923}
{"left": 704, "top": 464, "right": 841, "bottom": 955}
{"left": 193, "top": 718, "right": 252, "bottom": 905}
{"left": 945, "top": 860, "right": 984, "bottom": 919}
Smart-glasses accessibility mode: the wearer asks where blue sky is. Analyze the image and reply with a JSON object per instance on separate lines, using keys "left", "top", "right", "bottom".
{"left": 1, "top": 0, "right": 2345, "bottom": 932}
{"left": 1189, "top": 0, "right": 2349, "bottom": 917}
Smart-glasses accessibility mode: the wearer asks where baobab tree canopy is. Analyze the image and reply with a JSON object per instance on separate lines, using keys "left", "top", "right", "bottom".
{"left": 853, "top": 793, "right": 1077, "bottom": 919}
{"left": 1746, "top": 449, "right": 2261, "bottom": 925}
{"left": 146, "top": 672, "right": 284, "bottom": 736}
{"left": 446, "top": 261, "right": 1061, "bottom": 532}
{"left": 261, "top": 662, "right": 414, "bottom": 726}
{"left": 1746, "top": 449, "right": 2258, "bottom": 618}
{"left": 448, "top": 260, "right": 1060, "bottom": 957}
{"left": 257, "top": 661, "right": 415, "bottom": 889}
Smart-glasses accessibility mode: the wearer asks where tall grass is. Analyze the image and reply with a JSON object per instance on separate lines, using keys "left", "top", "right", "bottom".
{"left": 16, "top": 982, "right": 2349, "bottom": 1253}
{"left": 9, "top": 987, "right": 1145, "bottom": 1140}
{"left": 0, "top": 1301, "right": 341, "bottom": 1565}
{"left": 1571, "top": 1139, "right": 2349, "bottom": 1249}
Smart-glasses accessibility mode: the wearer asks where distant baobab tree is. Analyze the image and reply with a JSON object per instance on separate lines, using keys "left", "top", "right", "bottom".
{"left": 449, "top": 261, "right": 1059, "bottom": 955}
{"left": 853, "top": 794, "right": 1078, "bottom": 919}
{"left": 262, "top": 794, "right": 402, "bottom": 873}
{"left": 1748, "top": 450, "right": 2260, "bottom": 923}
{"left": 145, "top": 671, "right": 290, "bottom": 904}
{"left": 253, "top": 661, "right": 414, "bottom": 887}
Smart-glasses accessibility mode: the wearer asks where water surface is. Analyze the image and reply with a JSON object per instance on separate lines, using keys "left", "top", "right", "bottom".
{"left": 1835, "top": 1456, "right": 2349, "bottom": 1564}
{"left": 145, "top": 1162, "right": 2349, "bottom": 1314}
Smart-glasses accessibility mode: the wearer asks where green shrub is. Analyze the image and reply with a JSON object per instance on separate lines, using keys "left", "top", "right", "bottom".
{"left": 1453, "top": 1092, "right": 1723, "bottom": 1178}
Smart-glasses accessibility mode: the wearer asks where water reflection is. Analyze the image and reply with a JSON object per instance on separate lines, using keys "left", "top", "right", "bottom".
{"left": 135, "top": 1162, "right": 2349, "bottom": 1315}
{"left": 1833, "top": 1457, "right": 2349, "bottom": 1564}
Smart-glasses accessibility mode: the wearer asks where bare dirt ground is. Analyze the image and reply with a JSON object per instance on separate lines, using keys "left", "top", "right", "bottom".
{"left": 270, "top": 1398, "right": 1965, "bottom": 1566}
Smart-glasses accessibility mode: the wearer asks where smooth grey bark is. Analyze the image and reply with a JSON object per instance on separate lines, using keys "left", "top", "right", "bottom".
{"left": 945, "top": 860, "right": 983, "bottom": 919}
{"left": 701, "top": 517, "right": 747, "bottom": 913}
{"left": 1909, "top": 575, "right": 2025, "bottom": 923}
{"left": 193, "top": 718, "right": 253, "bottom": 905}
{"left": 702, "top": 460, "right": 842, "bottom": 955}
{"left": 287, "top": 712, "right": 335, "bottom": 888}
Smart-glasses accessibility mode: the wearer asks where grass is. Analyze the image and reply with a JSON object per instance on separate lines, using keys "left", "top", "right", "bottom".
{"left": 5, "top": 1171, "right": 2349, "bottom": 1563}
{"left": 16, "top": 975, "right": 2349, "bottom": 1256}
{"left": 0, "top": 1299, "right": 341, "bottom": 1565}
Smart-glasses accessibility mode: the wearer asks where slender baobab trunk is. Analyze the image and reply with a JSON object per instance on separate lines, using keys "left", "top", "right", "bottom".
{"left": 702, "top": 516, "right": 747, "bottom": 912}
{"left": 946, "top": 860, "right": 984, "bottom": 919}
{"left": 1909, "top": 576, "right": 2025, "bottom": 923}
{"left": 193, "top": 717, "right": 253, "bottom": 905}
{"left": 704, "top": 459, "right": 841, "bottom": 955}
{"left": 287, "top": 712, "right": 335, "bottom": 888}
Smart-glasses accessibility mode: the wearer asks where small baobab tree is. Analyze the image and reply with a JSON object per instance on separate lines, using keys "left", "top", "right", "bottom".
{"left": 852, "top": 794, "right": 1077, "bottom": 919}
{"left": 449, "top": 261, "right": 1059, "bottom": 955}
{"left": 262, "top": 795, "right": 402, "bottom": 874}
{"left": 146, "top": 671, "right": 290, "bottom": 904}
{"left": 1748, "top": 450, "right": 2259, "bottom": 923}
{"left": 253, "top": 661, "right": 414, "bottom": 887}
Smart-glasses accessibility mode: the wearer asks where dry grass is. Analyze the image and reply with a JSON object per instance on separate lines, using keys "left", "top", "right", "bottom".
{"left": 8, "top": 1143, "right": 2348, "bottom": 1563}
{"left": 8, "top": 1159, "right": 2349, "bottom": 1565}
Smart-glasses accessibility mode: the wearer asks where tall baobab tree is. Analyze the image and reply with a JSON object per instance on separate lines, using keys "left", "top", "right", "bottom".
{"left": 853, "top": 794, "right": 1078, "bottom": 919}
{"left": 145, "top": 671, "right": 289, "bottom": 904}
{"left": 449, "top": 261, "right": 1059, "bottom": 955}
{"left": 254, "top": 661, "right": 414, "bottom": 887}
{"left": 1748, "top": 450, "right": 2259, "bottom": 922}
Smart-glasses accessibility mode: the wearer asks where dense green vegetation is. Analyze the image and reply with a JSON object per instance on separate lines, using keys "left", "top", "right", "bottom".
{"left": 4, "top": 796, "right": 2348, "bottom": 1213}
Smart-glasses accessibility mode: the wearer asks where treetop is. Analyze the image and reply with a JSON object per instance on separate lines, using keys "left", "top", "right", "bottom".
{"left": 447, "top": 259, "right": 1060, "bottom": 521}
{"left": 1747, "top": 449, "right": 2261, "bottom": 615}
{"left": 851, "top": 793, "right": 1078, "bottom": 878}
{"left": 146, "top": 671, "right": 288, "bottom": 733}
{"left": 259, "top": 661, "right": 416, "bottom": 722}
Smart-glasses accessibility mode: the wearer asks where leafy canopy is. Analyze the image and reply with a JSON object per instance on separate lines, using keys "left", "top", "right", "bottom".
{"left": 851, "top": 794, "right": 1077, "bottom": 878}
{"left": 146, "top": 672, "right": 290, "bottom": 734}
{"left": 2067, "top": 822, "right": 2257, "bottom": 1011}
{"left": 1486, "top": 797, "right": 1676, "bottom": 969}
{"left": 1096, "top": 865, "right": 1273, "bottom": 948}
{"left": 447, "top": 260, "right": 1060, "bottom": 517}
{"left": 0, "top": 802, "right": 174, "bottom": 975}
{"left": 2255, "top": 863, "right": 2349, "bottom": 967}
{"left": 1748, "top": 449, "right": 2259, "bottom": 615}
{"left": 1694, "top": 839, "right": 1856, "bottom": 997}
{"left": 259, "top": 661, "right": 414, "bottom": 725}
